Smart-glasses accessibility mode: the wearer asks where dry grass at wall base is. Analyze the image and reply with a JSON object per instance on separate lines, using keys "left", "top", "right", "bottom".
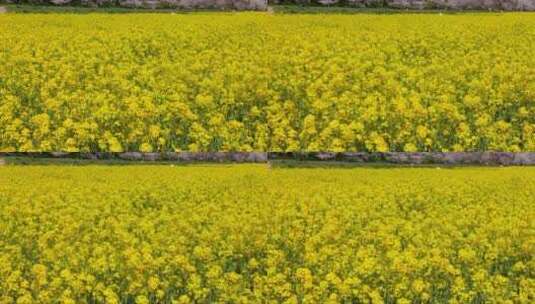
{"left": 0, "top": 13, "right": 534, "bottom": 152}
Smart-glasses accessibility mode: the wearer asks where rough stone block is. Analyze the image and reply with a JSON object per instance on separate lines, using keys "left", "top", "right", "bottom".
{"left": 119, "top": 152, "right": 144, "bottom": 160}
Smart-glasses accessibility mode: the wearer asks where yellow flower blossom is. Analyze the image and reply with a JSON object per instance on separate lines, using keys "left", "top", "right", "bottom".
{"left": 0, "top": 14, "right": 533, "bottom": 152}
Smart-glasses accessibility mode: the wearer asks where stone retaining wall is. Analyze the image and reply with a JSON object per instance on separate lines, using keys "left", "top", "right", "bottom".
{"left": 269, "top": 152, "right": 535, "bottom": 165}
{"left": 2, "top": 0, "right": 268, "bottom": 10}
{"left": 2, "top": 152, "right": 535, "bottom": 165}
{"left": 3, "top": 0, "right": 534, "bottom": 10}
{"left": 0, "top": 152, "right": 269, "bottom": 162}
{"left": 275, "top": 0, "right": 535, "bottom": 11}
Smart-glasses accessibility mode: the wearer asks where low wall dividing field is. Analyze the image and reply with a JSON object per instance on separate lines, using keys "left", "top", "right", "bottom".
{"left": 275, "top": 0, "right": 535, "bottom": 11}
{"left": 2, "top": 0, "right": 535, "bottom": 10}
{"left": 0, "top": 0, "right": 269, "bottom": 10}
{"left": 2, "top": 152, "right": 535, "bottom": 165}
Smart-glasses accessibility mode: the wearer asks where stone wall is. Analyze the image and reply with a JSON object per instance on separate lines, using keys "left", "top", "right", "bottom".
{"left": 270, "top": 152, "right": 535, "bottom": 165}
{"left": 2, "top": 152, "right": 535, "bottom": 165}
{"left": 3, "top": 0, "right": 535, "bottom": 9}
{"left": 386, "top": 0, "right": 535, "bottom": 10}
{"left": 280, "top": 0, "right": 535, "bottom": 10}
{"left": 5, "top": 0, "right": 534, "bottom": 9}
{"left": 3, "top": 0, "right": 268, "bottom": 10}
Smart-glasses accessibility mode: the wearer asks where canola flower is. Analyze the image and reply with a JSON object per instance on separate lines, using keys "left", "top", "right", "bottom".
{"left": 0, "top": 165, "right": 534, "bottom": 303}
{"left": 0, "top": 13, "right": 534, "bottom": 152}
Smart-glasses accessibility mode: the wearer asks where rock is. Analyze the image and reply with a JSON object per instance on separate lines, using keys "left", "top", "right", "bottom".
{"left": 441, "top": 152, "right": 467, "bottom": 164}
{"left": 518, "top": 0, "right": 535, "bottom": 10}
{"left": 80, "top": 153, "right": 99, "bottom": 160}
{"left": 384, "top": 152, "right": 410, "bottom": 163}
{"left": 50, "top": 152, "right": 71, "bottom": 158}
{"left": 143, "top": 153, "right": 161, "bottom": 161}
{"left": 512, "top": 153, "right": 535, "bottom": 165}
{"left": 314, "top": 152, "right": 337, "bottom": 161}
{"left": 249, "top": 152, "right": 268, "bottom": 162}
{"left": 389, "top": 0, "right": 426, "bottom": 9}
{"left": 341, "top": 152, "right": 370, "bottom": 162}
{"left": 118, "top": 152, "right": 143, "bottom": 160}
{"left": 50, "top": 0, "right": 72, "bottom": 4}
{"left": 318, "top": 0, "right": 337, "bottom": 4}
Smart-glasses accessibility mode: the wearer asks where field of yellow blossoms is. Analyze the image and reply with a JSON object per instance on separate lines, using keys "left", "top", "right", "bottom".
{"left": 0, "top": 13, "right": 534, "bottom": 152}
{"left": 0, "top": 165, "right": 533, "bottom": 303}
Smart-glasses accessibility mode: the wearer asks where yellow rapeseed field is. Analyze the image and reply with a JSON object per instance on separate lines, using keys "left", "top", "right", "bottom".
{"left": 0, "top": 13, "right": 534, "bottom": 152}
{"left": 0, "top": 165, "right": 533, "bottom": 303}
